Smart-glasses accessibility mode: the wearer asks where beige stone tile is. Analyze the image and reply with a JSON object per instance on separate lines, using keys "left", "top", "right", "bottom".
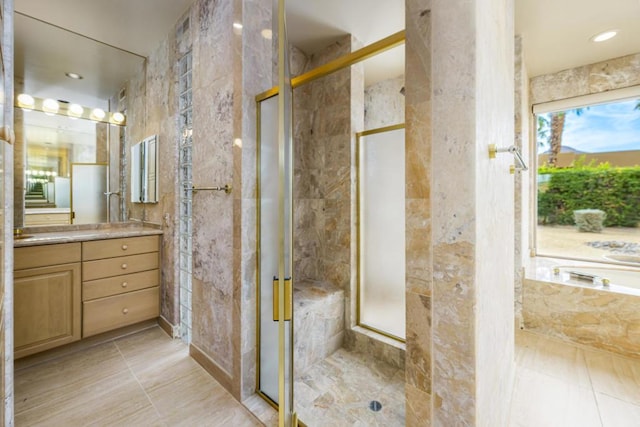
{"left": 14, "top": 342, "right": 128, "bottom": 414}
{"left": 114, "top": 326, "right": 181, "bottom": 364}
{"left": 144, "top": 356, "right": 259, "bottom": 426}
{"left": 15, "top": 371, "right": 161, "bottom": 426}
{"left": 596, "top": 392, "right": 640, "bottom": 427}
{"left": 509, "top": 367, "right": 600, "bottom": 427}
{"left": 515, "top": 332, "right": 591, "bottom": 387}
{"left": 585, "top": 350, "right": 640, "bottom": 406}
{"left": 135, "top": 349, "right": 215, "bottom": 393}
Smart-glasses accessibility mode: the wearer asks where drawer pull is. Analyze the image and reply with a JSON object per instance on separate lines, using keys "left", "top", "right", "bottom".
{"left": 121, "top": 282, "right": 128, "bottom": 288}
{"left": 121, "top": 263, "right": 128, "bottom": 269}
{"left": 122, "top": 244, "right": 128, "bottom": 250}
{"left": 122, "top": 308, "right": 129, "bottom": 314}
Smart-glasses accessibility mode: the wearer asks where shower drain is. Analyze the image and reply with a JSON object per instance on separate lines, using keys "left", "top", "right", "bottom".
{"left": 369, "top": 400, "right": 382, "bottom": 412}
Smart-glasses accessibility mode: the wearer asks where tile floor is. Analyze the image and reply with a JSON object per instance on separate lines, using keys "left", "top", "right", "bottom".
{"left": 13, "top": 326, "right": 261, "bottom": 426}
{"left": 12, "top": 326, "right": 640, "bottom": 426}
{"left": 510, "top": 330, "right": 640, "bottom": 427}
{"left": 294, "top": 348, "right": 405, "bottom": 426}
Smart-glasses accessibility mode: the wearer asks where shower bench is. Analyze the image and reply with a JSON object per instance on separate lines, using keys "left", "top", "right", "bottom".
{"left": 293, "top": 280, "right": 344, "bottom": 376}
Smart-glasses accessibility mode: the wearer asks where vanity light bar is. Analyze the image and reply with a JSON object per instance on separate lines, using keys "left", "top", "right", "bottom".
{"left": 14, "top": 94, "right": 126, "bottom": 126}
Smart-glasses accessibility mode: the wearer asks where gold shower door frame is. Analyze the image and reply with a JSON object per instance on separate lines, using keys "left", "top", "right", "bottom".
{"left": 255, "top": 26, "right": 406, "bottom": 427}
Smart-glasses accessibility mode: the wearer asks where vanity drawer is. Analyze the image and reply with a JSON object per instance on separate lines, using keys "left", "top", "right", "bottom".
{"left": 15, "top": 243, "right": 81, "bottom": 270}
{"left": 82, "top": 235, "right": 159, "bottom": 261}
{"left": 83, "top": 287, "right": 159, "bottom": 337}
{"left": 83, "top": 269, "right": 159, "bottom": 301}
{"left": 82, "top": 252, "right": 159, "bottom": 281}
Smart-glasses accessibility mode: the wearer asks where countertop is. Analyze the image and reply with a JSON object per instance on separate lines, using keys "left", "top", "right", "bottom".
{"left": 14, "top": 223, "right": 163, "bottom": 247}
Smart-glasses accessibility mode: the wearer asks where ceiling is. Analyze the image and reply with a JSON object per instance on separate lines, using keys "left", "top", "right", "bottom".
{"left": 14, "top": 0, "right": 194, "bottom": 106}
{"left": 13, "top": 0, "right": 640, "bottom": 107}
{"left": 515, "top": 0, "right": 640, "bottom": 77}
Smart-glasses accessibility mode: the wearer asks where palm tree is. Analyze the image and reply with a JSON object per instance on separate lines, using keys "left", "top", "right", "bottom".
{"left": 547, "top": 112, "right": 566, "bottom": 167}
{"left": 539, "top": 108, "right": 586, "bottom": 167}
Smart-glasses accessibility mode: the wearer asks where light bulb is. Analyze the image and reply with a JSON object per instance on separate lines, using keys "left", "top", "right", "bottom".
{"left": 68, "top": 103, "right": 84, "bottom": 118}
{"left": 17, "top": 93, "right": 35, "bottom": 109}
{"left": 43, "top": 98, "right": 59, "bottom": 115}
{"left": 90, "top": 108, "right": 106, "bottom": 121}
{"left": 111, "top": 112, "right": 125, "bottom": 124}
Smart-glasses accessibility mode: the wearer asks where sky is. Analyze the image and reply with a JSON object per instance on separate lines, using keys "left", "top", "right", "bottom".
{"left": 537, "top": 99, "right": 640, "bottom": 154}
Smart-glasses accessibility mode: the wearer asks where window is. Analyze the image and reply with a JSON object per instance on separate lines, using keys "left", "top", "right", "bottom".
{"left": 534, "top": 96, "right": 640, "bottom": 264}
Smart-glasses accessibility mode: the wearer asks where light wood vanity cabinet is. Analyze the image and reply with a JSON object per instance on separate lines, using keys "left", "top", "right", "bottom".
{"left": 81, "top": 235, "right": 160, "bottom": 337}
{"left": 13, "top": 234, "right": 161, "bottom": 358}
{"left": 14, "top": 243, "right": 82, "bottom": 359}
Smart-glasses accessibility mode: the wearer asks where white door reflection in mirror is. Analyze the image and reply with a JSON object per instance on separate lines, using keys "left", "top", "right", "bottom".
{"left": 71, "top": 163, "right": 107, "bottom": 224}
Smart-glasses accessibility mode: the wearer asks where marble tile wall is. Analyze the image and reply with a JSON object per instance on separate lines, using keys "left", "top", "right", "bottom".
{"left": 2, "top": 5, "right": 14, "bottom": 422}
{"left": 474, "top": 1, "right": 516, "bottom": 425}
{"left": 123, "top": 23, "right": 181, "bottom": 332}
{"left": 13, "top": 79, "right": 24, "bottom": 229}
{"left": 530, "top": 52, "right": 640, "bottom": 105}
{"left": 514, "top": 36, "right": 531, "bottom": 328}
{"left": 292, "top": 36, "right": 354, "bottom": 293}
{"left": 404, "top": 1, "right": 432, "bottom": 425}
{"left": 428, "top": 0, "right": 515, "bottom": 425}
{"left": 122, "top": 0, "right": 273, "bottom": 401}
{"left": 523, "top": 279, "right": 640, "bottom": 358}
{"left": 364, "top": 75, "right": 405, "bottom": 130}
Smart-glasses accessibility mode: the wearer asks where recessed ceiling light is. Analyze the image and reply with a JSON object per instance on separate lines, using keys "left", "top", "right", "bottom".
{"left": 233, "top": 22, "right": 243, "bottom": 30}
{"left": 261, "top": 29, "right": 273, "bottom": 40}
{"left": 65, "top": 72, "right": 83, "bottom": 79}
{"left": 591, "top": 30, "right": 618, "bottom": 43}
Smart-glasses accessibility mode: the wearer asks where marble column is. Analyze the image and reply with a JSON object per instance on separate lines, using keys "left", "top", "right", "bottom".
{"left": 405, "top": 0, "right": 433, "bottom": 425}
{"left": 428, "top": 0, "right": 516, "bottom": 425}
{"left": 513, "top": 35, "right": 530, "bottom": 328}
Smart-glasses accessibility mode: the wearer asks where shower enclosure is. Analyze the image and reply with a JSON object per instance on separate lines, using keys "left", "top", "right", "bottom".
{"left": 255, "top": 27, "right": 406, "bottom": 426}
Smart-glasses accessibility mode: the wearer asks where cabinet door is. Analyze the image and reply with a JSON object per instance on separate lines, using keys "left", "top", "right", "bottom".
{"left": 14, "top": 263, "right": 81, "bottom": 358}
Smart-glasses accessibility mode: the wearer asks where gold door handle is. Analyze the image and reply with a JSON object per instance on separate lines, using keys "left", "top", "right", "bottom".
{"left": 121, "top": 263, "right": 128, "bottom": 269}
{"left": 121, "top": 282, "right": 128, "bottom": 288}
{"left": 122, "top": 308, "right": 129, "bottom": 314}
{"left": 122, "top": 244, "right": 128, "bottom": 250}
{"left": 273, "top": 277, "right": 292, "bottom": 321}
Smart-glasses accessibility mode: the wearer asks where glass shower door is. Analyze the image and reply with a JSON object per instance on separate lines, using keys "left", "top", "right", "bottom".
{"left": 257, "top": 92, "right": 294, "bottom": 423}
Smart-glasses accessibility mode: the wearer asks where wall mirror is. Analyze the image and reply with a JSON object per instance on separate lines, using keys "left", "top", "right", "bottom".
{"left": 21, "top": 109, "right": 109, "bottom": 225}
{"left": 13, "top": 10, "right": 145, "bottom": 227}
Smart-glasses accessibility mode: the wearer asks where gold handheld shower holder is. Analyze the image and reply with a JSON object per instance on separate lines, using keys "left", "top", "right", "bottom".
{"left": 488, "top": 144, "right": 528, "bottom": 174}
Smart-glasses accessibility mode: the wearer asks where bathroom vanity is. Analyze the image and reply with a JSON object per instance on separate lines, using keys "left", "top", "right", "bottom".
{"left": 13, "top": 226, "right": 162, "bottom": 359}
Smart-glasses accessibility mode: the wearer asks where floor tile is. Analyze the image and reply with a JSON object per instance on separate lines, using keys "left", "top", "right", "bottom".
{"left": 585, "top": 350, "right": 640, "bottom": 406}
{"left": 516, "top": 331, "right": 591, "bottom": 387}
{"left": 16, "top": 371, "right": 160, "bottom": 426}
{"left": 596, "top": 392, "right": 640, "bottom": 427}
{"left": 14, "top": 342, "right": 128, "bottom": 414}
{"left": 509, "top": 367, "right": 601, "bottom": 427}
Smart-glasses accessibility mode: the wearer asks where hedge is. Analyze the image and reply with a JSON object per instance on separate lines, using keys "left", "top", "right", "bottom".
{"left": 538, "top": 165, "right": 640, "bottom": 227}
